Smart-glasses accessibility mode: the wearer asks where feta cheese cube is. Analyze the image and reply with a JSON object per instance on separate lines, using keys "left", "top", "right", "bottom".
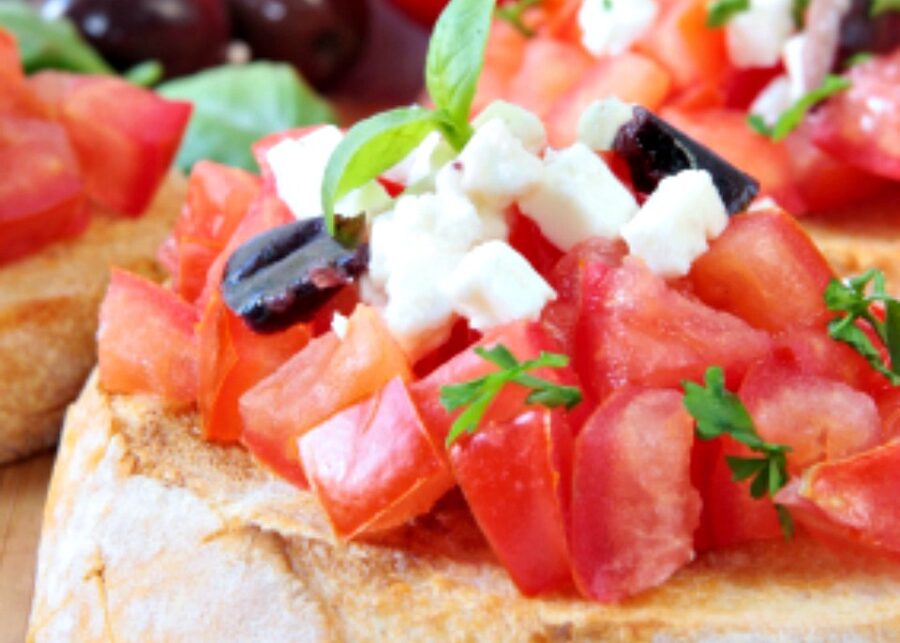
{"left": 578, "top": 97, "right": 635, "bottom": 152}
{"left": 518, "top": 143, "right": 638, "bottom": 251}
{"left": 578, "top": 0, "right": 658, "bottom": 58}
{"left": 265, "top": 126, "right": 343, "bottom": 220}
{"left": 457, "top": 119, "right": 543, "bottom": 211}
{"left": 473, "top": 100, "right": 547, "bottom": 154}
{"left": 620, "top": 170, "right": 729, "bottom": 278}
{"left": 442, "top": 240, "right": 556, "bottom": 331}
{"left": 782, "top": 33, "right": 807, "bottom": 100}
{"left": 726, "top": 0, "right": 796, "bottom": 69}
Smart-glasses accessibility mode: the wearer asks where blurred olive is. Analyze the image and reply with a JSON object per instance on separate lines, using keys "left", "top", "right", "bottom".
{"left": 228, "top": 0, "right": 368, "bottom": 90}
{"left": 40, "top": 0, "right": 231, "bottom": 77}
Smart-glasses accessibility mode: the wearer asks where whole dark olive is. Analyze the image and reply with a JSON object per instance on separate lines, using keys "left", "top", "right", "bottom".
{"left": 40, "top": 0, "right": 231, "bottom": 78}
{"left": 834, "top": 0, "right": 900, "bottom": 71}
{"left": 227, "top": 0, "right": 368, "bottom": 90}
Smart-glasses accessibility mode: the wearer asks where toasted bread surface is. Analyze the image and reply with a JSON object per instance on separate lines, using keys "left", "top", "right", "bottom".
{"left": 27, "top": 375, "right": 900, "bottom": 642}
{"left": 0, "top": 174, "right": 185, "bottom": 464}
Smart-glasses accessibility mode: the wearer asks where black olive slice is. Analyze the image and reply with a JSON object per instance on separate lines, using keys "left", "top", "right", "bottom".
{"left": 834, "top": 0, "right": 900, "bottom": 71}
{"left": 222, "top": 216, "right": 368, "bottom": 333}
{"left": 612, "top": 106, "right": 760, "bottom": 215}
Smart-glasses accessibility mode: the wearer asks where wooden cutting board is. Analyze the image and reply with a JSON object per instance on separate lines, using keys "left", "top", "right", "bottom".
{"left": 0, "top": 453, "right": 54, "bottom": 643}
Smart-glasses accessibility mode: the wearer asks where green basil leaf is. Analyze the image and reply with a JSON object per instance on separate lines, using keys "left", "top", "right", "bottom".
{"left": 321, "top": 106, "right": 438, "bottom": 233}
{"left": 425, "top": 0, "right": 494, "bottom": 136}
{"left": 725, "top": 456, "right": 768, "bottom": 482}
{"left": 158, "top": 62, "right": 336, "bottom": 172}
{"left": 872, "top": 0, "right": 900, "bottom": 16}
{"left": 884, "top": 300, "right": 900, "bottom": 376}
{"left": 123, "top": 60, "right": 164, "bottom": 87}
{"left": 792, "top": 0, "right": 811, "bottom": 27}
{"left": 0, "top": 3, "right": 113, "bottom": 74}
{"left": 706, "top": 0, "right": 750, "bottom": 28}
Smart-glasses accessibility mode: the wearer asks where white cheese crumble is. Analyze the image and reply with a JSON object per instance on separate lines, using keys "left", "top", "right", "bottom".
{"left": 457, "top": 118, "right": 544, "bottom": 212}
{"left": 725, "top": 0, "right": 796, "bottom": 69}
{"left": 782, "top": 33, "right": 808, "bottom": 100}
{"left": 578, "top": 0, "right": 658, "bottom": 58}
{"left": 577, "top": 98, "right": 635, "bottom": 152}
{"left": 442, "top": 240, "right": 557, "bottom": 331}
{"left": 518, "top": 143, "right": 639, "bottom": 251}
{"left": 749, "top": 75, "right": 793, "bottom": 126}
{"left": 266, "top": 126, "right": 391, "bottom": 220}
{"left": 472, "top": 100, "right": 548, "bottom": 154}
{"left": 620, "top": 170, "right": 729, "bottom": 278}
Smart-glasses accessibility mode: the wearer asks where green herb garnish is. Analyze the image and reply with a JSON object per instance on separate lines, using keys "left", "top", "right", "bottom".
{"left": 748, "top": 74, "right": 851, "bottom": 142}
{"left": 792, "top": 0, "right": 811, "bottom": 27}
{"left": 440, "top": 344, "right": 582, "bottom": 447}
{"left": 872, "top": 0, "right": 900, "bottom": 16}
{"left": 321, "top": 0, "right": 494, "bottom": 234}
{"left": 706, "top": 0, "right": 750, "bottom": 27}
{"left": 845, "top": 51, "right": 875, "bottom": 68}
{"left": 825, "top": 268, "right": 900, "bottom": 385}
{"left": 683, "top": 366, "right": 793, "bottom": 538}
{"left": 495, "top": 0, "right": 541, "bottom": 37}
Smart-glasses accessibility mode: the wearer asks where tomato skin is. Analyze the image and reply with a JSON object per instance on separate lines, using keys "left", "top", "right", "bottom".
{"left": 580, "top": 256, "right": 771, "bottom": 403}
{"left": 412, "top": 319, "right": 583, "bottom": 447}
{"left": 739, "top": 359, "right": 882, "bottom": 474}
{"left": 300, "top": 376, "right": 452, "bottom": 538}
{"left": 545, "top": 52, "right": 672, "bottom": 147}
{"left": 807, "top": 50, "right": 900, "bottom": 181}
{"left": 789, "top": 442, "right": 900, "bottom": 553}
{"left": 97, "top": 269, "right": 199, "bottom": 404}
{"left": 60, "top": 76, "right": 191, "bottom": 215}
{"left": 688, "top": 209, "right": 834, "bottom": 334}
{"left": 241, "top": 304, "right": 410, "bottom": 486}
{"left": 571, "top": 388, "right": 701, "bottom": 602}
{"left": 0, "top": 116, "right": 90, "bottom": 264}
{"left": 1, "top": 31, "right": 45, "bottom": 117}
{"left": 451, "top": 409, "right": 573, "bottom": 596}
{"left": 159, "top": 161, "right": 261, "bottom": 303}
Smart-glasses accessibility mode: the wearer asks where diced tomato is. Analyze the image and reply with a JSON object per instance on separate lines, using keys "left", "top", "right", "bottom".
{"left": 299, "top": 376, "right": 452, "bottom": 538}
{"left": 0, "top": 117, "right": 89, "bottom": 264}
{"left": 412, "top": 319, "right": 583, "bottom": 447}
{"left": 876, "top": 388, "right": 900, "bottom": 441}
{"left": 472, "top": 21, "right": 528, "bottom": 115}
{"left": 412, "top": 318, "right": 481, "bottom": 379}
{"left": 241, "top": 304, "right": 410, "bottom": 486}
{"left": 772, "top": 327, "right": 888, "bottom": 395}
{"left": 661, "top": 108, "right": 804, "bottom": 212}
{"left": 97, "top": 269, "right": 198, "bottom": 404}
{"left": 197, "top": 290, "right": 311, "bottom": 446}
{"left": 450, "top": 409, "right": 573, "bottom": 596}
{"left": 579, "top": 256, "right": 771, "bottom": 403}
{"left": 739, "top": 359, "right": 881, "bottom": 473}
{"left": 785, "top": 126, "right": 893, "bottom": 214}
{"left": 634, "top": 0, "right": 728, "bottom": 90}
{"left": 807, "top": 50, "right": 900, "bottom": 181}
{"left": 507, "top": 207, "right": 564, "bottom": 280}
{"left": 0, "top": 31, "right": 44, "bottom": 117}
{"left": 60, "top": 77, "right": 191, "bottom": 215}
{"left": 507, "top": 37, "right": 593, "bottom": 117}
{"left": 688, "top": 209, "right": 834, "bottom": 333}
{"left": 160, "top": 161, "right": 261, "bottom": 302}
{"left": 788, "top": 442, "right": 900, "bottom": 553}
{"left": 571, "top": 388, "right": 701, "bottom": 602}
{"left": 699, "top": 437, "right": 783, "bottom": 549}
{"left": 545, "top": 53, "right": 672, "bottom": 147}
{"left": 720, "top": 66, "right": 782, "bottom": 111}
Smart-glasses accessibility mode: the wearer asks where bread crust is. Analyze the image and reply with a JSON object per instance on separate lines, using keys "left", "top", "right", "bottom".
{"left": 0, "top": 174, "right": 185, "bottom": 463}
{"left": 27, "top": 375, "right": 900, "bottom": 642}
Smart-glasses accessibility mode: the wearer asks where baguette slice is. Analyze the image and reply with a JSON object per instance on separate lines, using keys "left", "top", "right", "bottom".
{"left": 28, "top": 374, "right": 900, "bottom": 641}
{"left": 0, "top": 173, "right": 185, "bottom": 464}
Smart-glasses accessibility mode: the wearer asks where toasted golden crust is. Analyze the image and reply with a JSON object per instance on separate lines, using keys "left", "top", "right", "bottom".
{"left": 0, "top": 175, "right": 185, "bottom": 464}
{"left": 27, "top": 375, "right": 900, "bottom": 642}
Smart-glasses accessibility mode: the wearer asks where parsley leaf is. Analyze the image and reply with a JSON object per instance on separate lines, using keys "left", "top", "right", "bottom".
{"left": 321, "top": 0, "right": 494, "bottom": 233}
{"left": 683, "top": 367, "right": 793, "bottom": 538}
{"left": 495, "top": 0, "right": 541, "bottom": 37}
{"left": 825, "top": 268, "right": 900, "bottom": 385}
{"left": 872, "top": 0, "right": 900, "bottom": 16}
{"left": 706, "top": 0, "right": 750, "bottom": 28}
{"left": 440, "top": 345, "right": 582, "bottom": 446}
{"left": 748, "top": 74, "right": 851, "bottom": 142}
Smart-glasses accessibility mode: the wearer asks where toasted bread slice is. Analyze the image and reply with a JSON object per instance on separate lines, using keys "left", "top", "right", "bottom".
{"left": 0, "top": 174, "right": 185, "bottom": 464}
{"left": 27, "top": 374, "right": 900, "bottom": 641}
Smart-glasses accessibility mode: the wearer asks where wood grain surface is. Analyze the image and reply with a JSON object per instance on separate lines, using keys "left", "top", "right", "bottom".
{"left": 0, "top": 453, "right": 53, "bottom": 643}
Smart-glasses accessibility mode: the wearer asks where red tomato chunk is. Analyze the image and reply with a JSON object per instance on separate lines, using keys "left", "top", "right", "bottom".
{"left": 300, "top": 376, "right": 452, "bottom": 538}
{"left": 571, "top": 388, "right": 701, "bottom": 602}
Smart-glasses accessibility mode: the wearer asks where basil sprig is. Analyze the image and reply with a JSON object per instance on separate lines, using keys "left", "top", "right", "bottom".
{"left": 321, "top": 0, "right": 495, "bottom": 234}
